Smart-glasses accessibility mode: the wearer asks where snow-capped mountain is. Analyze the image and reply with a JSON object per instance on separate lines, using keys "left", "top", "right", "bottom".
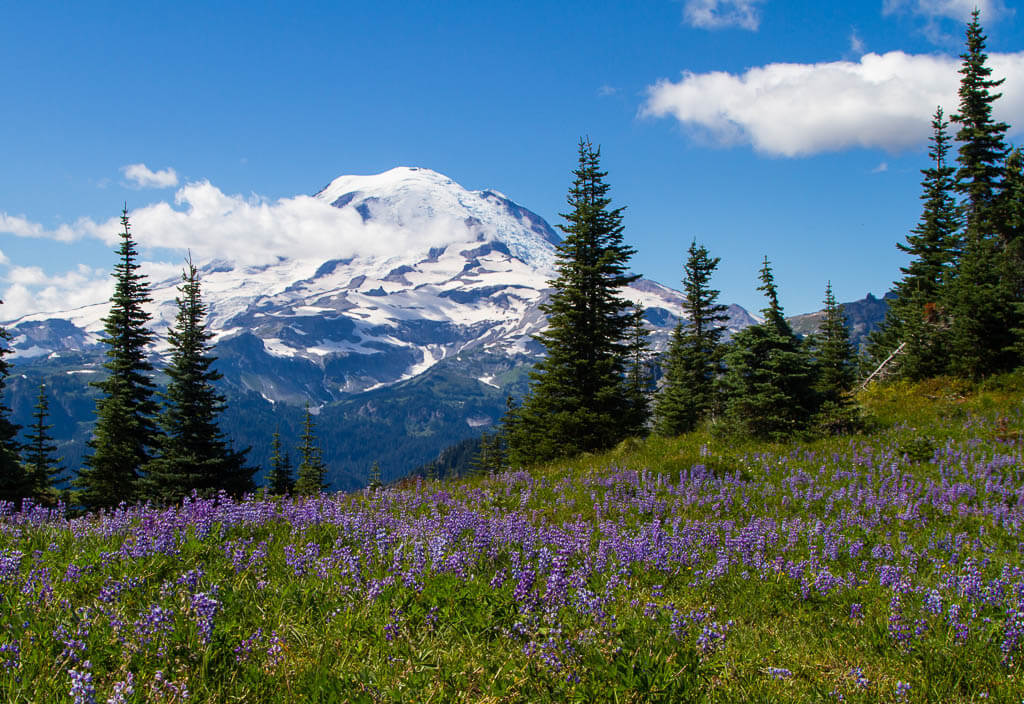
{"left": 4, "top": 167, "right": 758, "bottom": 487}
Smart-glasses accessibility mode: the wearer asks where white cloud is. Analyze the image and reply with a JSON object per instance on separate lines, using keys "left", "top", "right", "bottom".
{"left": 849, "top": 29, "right": 866, "bottom": 55}
{"left": 683, "top": 0, "right": 766, "bottom": 30}
{"left": 1, "top": 264, "right": 112, "bottom": 320}
{"left": 3, "top": 179, "right": 486, "bottom": 272}
{"left": 642, "top": 50, "right": 1024, "bottom": 156}
{"left": 0, "top": 213, "right": 97, "bottom": 243}
{"left": 872, "top": 161, "right": 890, "bottom": 173}
{"left": 882, "top": 0, "right": 1010, "bottom": 23}
{"left": 121, "top": 163, "right": 179, "bottom": 189}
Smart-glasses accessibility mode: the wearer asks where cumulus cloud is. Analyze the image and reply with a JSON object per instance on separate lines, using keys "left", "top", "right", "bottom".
{"left": 5, "top": 170, "right": 541, "bottom": 318}
{"left": 683, "top": 0, "right": 766, "bottom": 30}
{"left": 1, "top": 264, "right": 112, "bottom": 320}
{"left": 0, "top": 213, "right": 100, "bottom": 243}
{"left": 642, "top": 50, "right": 1024, "bottom": 156}
{"left": 121, "top": 163, "right": 179, "bottom": 189}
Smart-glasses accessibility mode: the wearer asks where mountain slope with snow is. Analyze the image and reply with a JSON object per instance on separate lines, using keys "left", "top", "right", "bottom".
{"left": 4, "top": 167, "right": 759, "bottom": 486}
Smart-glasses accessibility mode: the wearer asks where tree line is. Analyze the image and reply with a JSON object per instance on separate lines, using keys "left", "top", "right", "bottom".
{"left": 0, "top": 210, "right": 332, "bottom": 510}
{"left": 477, "top": 10, "right": 1022, "bottom": 469}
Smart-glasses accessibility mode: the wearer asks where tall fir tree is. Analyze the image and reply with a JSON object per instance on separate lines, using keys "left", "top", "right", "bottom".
{"left": 623, "top": 306, "right": 653, "bottom": 432}
{"left": 719, "top": 258, "right": 816, "bottom": 440}
{"left": 946, "top": 9, "right": 1016, "bottom": 377}
{"left": 813, "top": 283, "right": 861, "bottom": 433}
{"left": 867, "top": 108, "right": 960, "bottom": 379}
{"left": 143, "top": 258, "right": 253, "bottom": 503}
{"left": 76, "top": 210, "right": 160, "bottom": 511}
{"left": 654, "top": 241, "right": 729, "bottom": 436}
{"left": 0, "top": 316, "right": 27, "bottom": 506}
{"left": 294, "top": 403, "right": 328, "bottom": 495}
{"left": 1001, "top": 148, "right": 1024, "bottom": 362}
{"left": 952, "top": 9, "right": 1009, "bottom": 235}
{"left": 23, "top": 383, "right": 63, "bottom": 506}
{"left": 506, "top": 139, "right": 640, "bottom": 465}
{"left": 266, "top": 428, "right": 294, "bottom": 495}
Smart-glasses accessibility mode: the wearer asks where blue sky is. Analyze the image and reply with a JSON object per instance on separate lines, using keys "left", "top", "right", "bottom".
{"left": 1, "top": 0, "right": 1022, "bottom": 319}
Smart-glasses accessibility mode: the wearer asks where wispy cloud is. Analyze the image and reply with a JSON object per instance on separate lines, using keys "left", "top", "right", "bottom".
{"left": 121, "top": 163, "right": 179, "bottom": 189}
{"left": 642, "top": 50, "right": 1024, "bottom": 157}
{"left": 598, "top": 84, "right": 618, "bottom": 97}
{"left": 849, "top": 29, "right": 866, "bottom": 55}
{"left": 872, "top": 161, "right": 890, "bottom": 173}
{"left": 683, "top": 0, "right": 767, "bottom": 31}
{"left": 882, "top": 0, "right": 1010, "bottom": 24}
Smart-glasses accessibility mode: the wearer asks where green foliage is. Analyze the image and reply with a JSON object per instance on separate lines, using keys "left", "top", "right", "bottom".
{"left": 22, "top": 383, "right": 63, "bottom": 506}
{"left": 76, "top": 210, "right": 160, "bottom": 511}
{"left": 867, "top": 108, "right": 959, "bottom": 381}
{"left": 946, "top": 10, "right": 1020, "bottom": 379}
{"left": 655, "top": 241, "right": 729, "bottom": 436}
{"left": 294, "top": 404, "right": 327, "bottom": 495}
{"left": 507, "top": 139, "right": 641, "bottom": 465}
{"left": 623, "top": 306, "right": 653, "bottom": 433}
{"left": 367, "top": 460, "right": 383, "bottom": 490}
{"left": 265, "top": 428, "right": 294, "bottom": 495}
{"left": 144, "top": 259, "right": 254, "bottom": 503}
{"left": 812, "top": 283, "right": 863, "bottom": 434}
{"left": 0, "top": 318, "right": 27, "bottom": 506}
{"left": 718, "top": 258, "right": 816, "bottom": 440}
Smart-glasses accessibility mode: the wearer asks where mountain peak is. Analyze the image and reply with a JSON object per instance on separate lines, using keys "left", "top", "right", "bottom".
{"left": 313, "top": 167, "right": 560, "bottom": 270}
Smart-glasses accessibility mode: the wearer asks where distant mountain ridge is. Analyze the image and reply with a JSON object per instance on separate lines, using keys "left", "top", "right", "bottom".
{"left": 4, "top": 167, "right": 857, "bottom": 489}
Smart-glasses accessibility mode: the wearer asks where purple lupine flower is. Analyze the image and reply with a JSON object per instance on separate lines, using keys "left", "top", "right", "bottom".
{"left": 68, "top": 662, "right": 96, "bottom": 704}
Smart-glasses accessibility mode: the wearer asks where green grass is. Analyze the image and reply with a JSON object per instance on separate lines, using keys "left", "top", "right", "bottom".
{"left": 2, "top": 373, "right": 1024, "bottom": 702}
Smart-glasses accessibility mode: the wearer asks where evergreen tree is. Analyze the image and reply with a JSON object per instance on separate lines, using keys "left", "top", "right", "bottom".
{"left": 1002, "top": 149, "right": 1024, "bottom": 362}
{"left": 0, "top": 317, "right": 27, "bottom": 506}
{"left": 947, "top": 10, "right": 1016, "bottom": 377}
{"left": 867, "top": 108, "right": 959, "bottom": 379}
{"left": 294, "top": 404, "right": 327, "bottom": 495}
{"left": 23, "top": 383, "right": 63, "bottom": 506}
{"left": 506, "top": 139, "right": 640, "bottom": 465}
{"left": 367, "top": 461, "right": 383, "bottom": 490}
{"left": 266, "top": 428, "right": 294, "bottom": 495}
{"left": 143, "top": 259, "right": 253, "bottom": 503}
{"left": 813, "top": 283, "right": 861, "bottom": 433}
{"left": 76, "top": 210, "right": 160, "bottom": 511}
{"left": 654, "top": 241, "right": 729, "bottom": 436}
{"left": 719, "top": 258, "right": 816, "bottom": 440}
{"left": 623, "top": 306, "right": 653, "bottom": 432}
{"left": 952, "top": 9, "right": 1009, "bottom": 236}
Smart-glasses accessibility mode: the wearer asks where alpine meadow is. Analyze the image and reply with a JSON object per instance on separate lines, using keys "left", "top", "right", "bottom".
{"left": 3, "top": 6, "right": 1024, "bottom": 704}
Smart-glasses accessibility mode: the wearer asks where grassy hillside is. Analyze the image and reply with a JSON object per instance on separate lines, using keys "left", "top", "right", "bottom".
{"left": 1, "top": 375, "right": 1022, "bottom": 702}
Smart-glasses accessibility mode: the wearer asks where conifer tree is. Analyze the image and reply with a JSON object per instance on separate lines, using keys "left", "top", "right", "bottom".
{"left": 143, "top": 259, "right": 253, "bottom": 503}
{"left": 294, "top": 404, "right": 327, "bottom": 495}
{"left": 719, "top": 258, "right": 816, "bottom": 440}
{"left": 946, "top": 10, "right": 1016, "bottom": 377}
{"left": 76, "top": 210, "right": 159, "bottom": 511}
{"left": 506, "top": 139, "right": 640, "bottom": 465}
{"left": 813, "top": 283, "right": 861, "bottom": 433}
{"left": 266, "top": 428, "right": 294, "bottom": 495}
{"left": 867, "top": 108, "right": 959, "bottom": 379}
{"left": 0, "top": 318, "right": 27, "bottom": 506}
{"left": 367, "top": 461, "right": 383, "bottom": 490}
{"left": 952, "top": 9, "right": 1009, "bottom": 235}
{"left": 623, "top": 307, "right": 652, "bottom": 432}
{"left": 23, "top": 383, "right": 63, "bottom": 506}
{"left": 654, "top": 241, "right": 729, "bottom": 436}
{"left": 1002, "top": 149, "right": 1024, "bottom": 362}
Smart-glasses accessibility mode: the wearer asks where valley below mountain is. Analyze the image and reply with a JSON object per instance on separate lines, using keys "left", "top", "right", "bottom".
{"left": 2, "top": 167, "right": 882, "bottom": 489}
